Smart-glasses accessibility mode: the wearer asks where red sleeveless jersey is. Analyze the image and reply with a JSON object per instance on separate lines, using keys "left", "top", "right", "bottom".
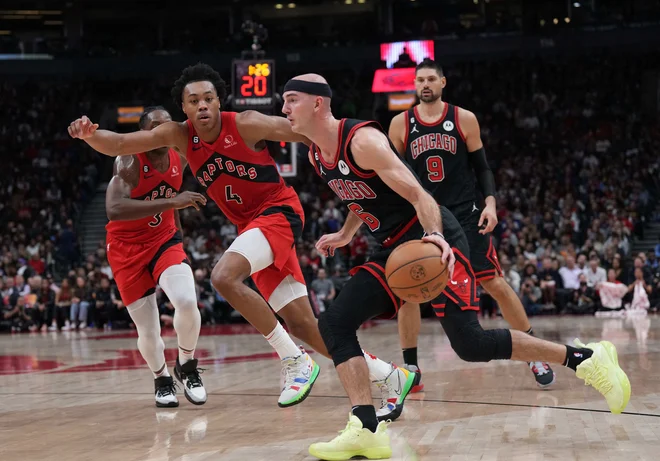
{"left": 185, "top": 112, "right": 301, "bottom": 229}
{"left": 105, "top": 149, "right": 183, "bottom": 245}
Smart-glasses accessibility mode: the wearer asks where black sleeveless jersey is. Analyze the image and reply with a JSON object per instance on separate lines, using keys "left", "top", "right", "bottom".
{"left": 310, "top": 119, "right": 418, "bottom": 245}
{"left": 404, "top": 104, "right": 476, "bottom": 208}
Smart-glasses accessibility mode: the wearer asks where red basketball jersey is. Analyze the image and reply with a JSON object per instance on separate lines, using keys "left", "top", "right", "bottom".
{"left": 185, "top": 112, "right": 301, "bottom": 230}
{"left": 106, "top": 149, "right": 183, "bottom": 245}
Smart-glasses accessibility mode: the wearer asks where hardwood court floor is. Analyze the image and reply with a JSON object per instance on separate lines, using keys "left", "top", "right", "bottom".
{"left": 0, "top": 315, "right": 659, "bottom": 461}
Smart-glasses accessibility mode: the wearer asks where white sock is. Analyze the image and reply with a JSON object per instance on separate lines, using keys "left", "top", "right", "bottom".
{"left": 159, "top": 264, "right": 201, "bottom": 365}
{"left": 363, "top": 350, "right": 393, "bottom": 382}
{"left": 154, "top": 363, "right": 170, "bottom": 379}
{"left": 265, "top": 322, "right": 302, "bottom": 359}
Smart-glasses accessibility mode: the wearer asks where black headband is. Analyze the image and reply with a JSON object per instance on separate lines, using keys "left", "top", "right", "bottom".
{"left": 283, "top": 79, "right": 332, "bottom": 98}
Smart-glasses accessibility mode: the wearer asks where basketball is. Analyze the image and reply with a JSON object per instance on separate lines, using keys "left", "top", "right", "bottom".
{"left": 385, "top": 240, "right": 449, "bottom": 303}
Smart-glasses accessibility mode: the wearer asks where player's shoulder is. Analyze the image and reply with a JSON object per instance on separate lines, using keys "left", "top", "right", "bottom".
{"left": 455, "top": 105, "right": 478, "bottom": 124}
{"left": 113, "top": 155, "right": 140, "bottom": 186}
{"left": 349, "top": 125, "right": 388, "bottom": 154}
{"left": 235, "top": 109, "right": 263, "bottom": 125}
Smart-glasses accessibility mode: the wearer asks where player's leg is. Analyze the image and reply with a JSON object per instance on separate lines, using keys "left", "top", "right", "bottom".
{"left": 437, "top": 250, "right": 630, "bottom": 414}
{"left": 156, "top": 251, "right": 206, "bottom": 405}
{"left": 127, "top": 292, "right": 178, "bottom": 408}
{"left": 459, "top": 201, "right": 556, "bottom": 387}
{"left": 397, "top": 301, "right": 424, "bottom": 393}
{"left": 310, "top": 269, "right": 407, "bottom": 460}
{"left": 210, "top": 227, "right": 314, "bottom": 406}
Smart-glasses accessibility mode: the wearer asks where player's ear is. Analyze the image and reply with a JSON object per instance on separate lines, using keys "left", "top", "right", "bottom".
{"left": 441, "top": 76, "right": 447, "bottom": 89}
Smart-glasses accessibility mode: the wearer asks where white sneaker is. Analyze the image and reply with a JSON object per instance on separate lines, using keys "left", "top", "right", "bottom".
{"left": 174, "top": 358, "right": 207, "bottom": 405}
{"left": 375, "top": 364, "right": 416, "bottom": 422}
{"left": 278, "top": 350, "right": 320, "bottom": 408}
{"left": 155, "top": 376, "right": 179, "bottom": 408}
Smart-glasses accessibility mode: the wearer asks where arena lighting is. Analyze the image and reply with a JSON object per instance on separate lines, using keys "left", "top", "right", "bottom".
{"left": 553, "top": 18, "right": 559, "bottom": 24}
{"left": 274, "top": 3, "right": 283, "bottom": 9}
{"left": 287, "top": 2, "right": 296, "bottom": 7}
{"left": 540, "top": 19, "right": 546, "bottom": 26}
{"left": 345, "top": 0, "right": 353, "bottom": 4}
{"left": 565, "top": 17, "right": 570, "bottom": 23}
{"left": 358, "top": 0, "right": 366, "bottom": 3}
{"left": 0, "top": 30, "right": 11, "bottom": 35}
{"left": 573, "top": 2, "right": 581, "bottom": 7}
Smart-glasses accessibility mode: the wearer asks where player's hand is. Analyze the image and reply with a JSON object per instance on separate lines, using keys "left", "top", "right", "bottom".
{"left": 170, "top": 191, "right": 207, "bottom": 211}
{"left": 68, "top": 116, "right": 99, "bottom": 139}
{"left": 316, "top": 232, "right": 352, "bottom": 257}
{"left": 478, "top": 204, "right": 498, "bottom": 234}
{"left": 422, "top": 234, "right": 456, "bottom": 279}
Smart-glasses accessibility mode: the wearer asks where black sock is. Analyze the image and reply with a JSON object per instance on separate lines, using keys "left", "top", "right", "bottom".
{"left": 352, "top": 405, "right": 378, "bottom": 433}
{"left": 563, "top": 345, "right": 593, "bottom": 371}
{"left": 402, "top": 347, "right": 418, "bottom": 367}
{"left": 525, "top": 327, "right": 534, "bottom": 336}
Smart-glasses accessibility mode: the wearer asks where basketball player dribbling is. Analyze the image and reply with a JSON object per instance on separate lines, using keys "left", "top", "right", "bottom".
{"left": 69, "top": 63, "right": 406, "bottom": 410}
{"left": 281, "top": 74, "right": 630, "bottom": 460}
{"left": 389, "top": 58, "right": 554, "bottom": 390}
{"left": 104, "top": 107, "right": 208, "bottom": 407}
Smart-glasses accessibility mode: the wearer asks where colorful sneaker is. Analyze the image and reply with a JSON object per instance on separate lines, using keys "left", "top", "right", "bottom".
{"left": 309, "top": 413, "right": 391, "bottom": 460}
{"left": 174, "top": 358, "right": 207, "bottom": 405}
{"left": 529, "top": 361, "right": 556, "bottom": 388}
{"left": 278, "top": 350, "right": 320, "bottom": 408}
{"left": 403, "top": 364, "right": 424, "bottom": 393}
{"left": 375, "top": 364, "right": 416, "bottom": 422}
{"left": 154, "top": 376, "right": 179, "bottom": 408}
{"left": 574, "top": 338, "right": 631, "bottom": 414}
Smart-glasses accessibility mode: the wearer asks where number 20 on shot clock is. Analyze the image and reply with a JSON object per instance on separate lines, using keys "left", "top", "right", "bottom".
{"left": 231, "top": 59, "right": 276, "bottom": 109}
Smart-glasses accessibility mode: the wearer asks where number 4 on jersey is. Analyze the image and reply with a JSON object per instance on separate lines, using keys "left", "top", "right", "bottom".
{"left": 225, "top": 185, "right": 243, "bottom": 204}
{"left": 348, "top": 203, "right": 380, "bottom": 232}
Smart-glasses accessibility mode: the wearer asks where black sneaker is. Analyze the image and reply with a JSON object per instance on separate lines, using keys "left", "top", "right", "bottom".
{"left": 174, "top": 358, "right": 208, "bottom": 405}
{"left": 529, "top": 361, "right": 556, "bottom": 388}
{"left": 154, "top": 376, "right": 179, "bottom": 408}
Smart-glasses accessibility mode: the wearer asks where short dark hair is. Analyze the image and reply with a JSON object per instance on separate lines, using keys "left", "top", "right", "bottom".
{"left": 138, "top": 106, "right": 168, "bottom": 130}
{"left": 171, "top": 63, "right": 227, "bottom": 107}
{"left": 415, "top": 58, "right": 444, "bottom": 76}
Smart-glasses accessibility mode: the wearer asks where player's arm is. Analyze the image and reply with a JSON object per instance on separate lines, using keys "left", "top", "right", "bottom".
{"left": 350, "top": 127, "right": 454, "bottom": 269}
{"left": 68, "top": 116, "right": 188, "bottom": 157}
{"left": 388, "top": 112, "right": 407, "bottom": 156}
{"left": 237, "top": 110, "right": 311, "bottom": 146}
{"left": 459, "top": 108, "right": 498, "bottom": 233}
{"left": 106, "top": 158, "right": 206, "bottom": 221}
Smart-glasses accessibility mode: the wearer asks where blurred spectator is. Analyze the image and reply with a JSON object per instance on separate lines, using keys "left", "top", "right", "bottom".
{"left": 70, "top": 276, "right": 92, "bottom": 330}
{"left": 584, "top": 257, "right": 607, "bottom": 288}
{"left": 596, "top": 269, "right": 628, "bottom": 314}
{"left": 559, "top": 256, "right": 582, "bottom": 290}
{"left": 566, "top": 273, "right": 597, "bottom": 315}
{"left": 311, "top": 268, "right": 335, "bottom": 313}
{"left": 628, "top": 268, "right": 652, "bottom": 312}
{"left": 51, "top": 278, "right": 73, "bottom": 331}
{"left": 520, "top": 277, "right": 543, "bottom": 316}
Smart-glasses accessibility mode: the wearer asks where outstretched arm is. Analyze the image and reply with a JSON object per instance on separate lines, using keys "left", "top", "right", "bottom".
{"left": 68, "top": 116, "right": 187, "bottom": 157}
{"left": 237, "top": 110, "right": 311, "bottom": 145}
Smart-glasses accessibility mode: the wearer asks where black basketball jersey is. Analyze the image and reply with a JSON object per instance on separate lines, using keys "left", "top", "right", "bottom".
{"left": 310, "top": 119, "right": 418, "bottom": 245}
{"left": 404, "top": 104, "right": 476, "bottom": 207}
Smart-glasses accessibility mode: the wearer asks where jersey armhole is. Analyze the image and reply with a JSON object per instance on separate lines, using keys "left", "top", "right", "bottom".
{"left": 454, "top": 106, "right": 467, "bottom": 143}
{"left": 343, "top": 121, "right": 378, "bottom": 179}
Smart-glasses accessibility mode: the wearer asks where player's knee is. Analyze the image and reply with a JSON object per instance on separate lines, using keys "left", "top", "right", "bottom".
{"left": 318, "top": 308, "right": 362, "bottom": 367}
{"left": 210, "top": 261, "right": 241, "bottom": 295}
{"left": 481, "top": 276, "right": 511, "bottom": 299}
{"left": 168, "top": 291, "right": 198, "bottom": 313}
{"left": 449, "top": 323, "right": 513, "bottom": 362}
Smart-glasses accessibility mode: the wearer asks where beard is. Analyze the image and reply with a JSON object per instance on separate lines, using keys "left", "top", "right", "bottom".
{"left": 418, "top": 90, "right": 441, "bottom": 103}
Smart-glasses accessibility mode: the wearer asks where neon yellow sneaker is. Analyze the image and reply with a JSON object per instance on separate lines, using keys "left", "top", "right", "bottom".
{"left": 309, "top": 413, "right": 392, "bottom": 460}
{"left": 574, "top": 338, "right": 631, "bottom": 414}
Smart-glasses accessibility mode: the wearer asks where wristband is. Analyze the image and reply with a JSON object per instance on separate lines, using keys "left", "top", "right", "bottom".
{"left": 424, "top": 231, "right": 445, "bottom": 240}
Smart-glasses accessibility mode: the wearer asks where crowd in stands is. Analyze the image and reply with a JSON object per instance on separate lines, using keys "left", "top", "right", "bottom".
{"left": 2, "top": 49, "right": 660, "bottom": 333}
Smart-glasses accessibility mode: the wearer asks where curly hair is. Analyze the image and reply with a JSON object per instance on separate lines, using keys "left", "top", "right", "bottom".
{"left": 138, "top": 106, "right": 168, "bottom": 130}
{"left": 171, "top": 63, "right": 227, "bottom": 108}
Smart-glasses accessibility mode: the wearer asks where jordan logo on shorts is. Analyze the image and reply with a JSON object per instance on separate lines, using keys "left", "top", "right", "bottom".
{"left": 472, "top": 203, "right": 478, "bottom": 212}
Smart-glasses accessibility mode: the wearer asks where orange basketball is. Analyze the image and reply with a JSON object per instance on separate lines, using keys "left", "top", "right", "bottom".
{"left": 385, "top": 240, "right": 449, "bottom": 303}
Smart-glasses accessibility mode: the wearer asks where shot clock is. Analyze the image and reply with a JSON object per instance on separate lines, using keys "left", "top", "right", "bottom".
{"left": 231, "top": 59, "right": 276, "bottom": 109}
